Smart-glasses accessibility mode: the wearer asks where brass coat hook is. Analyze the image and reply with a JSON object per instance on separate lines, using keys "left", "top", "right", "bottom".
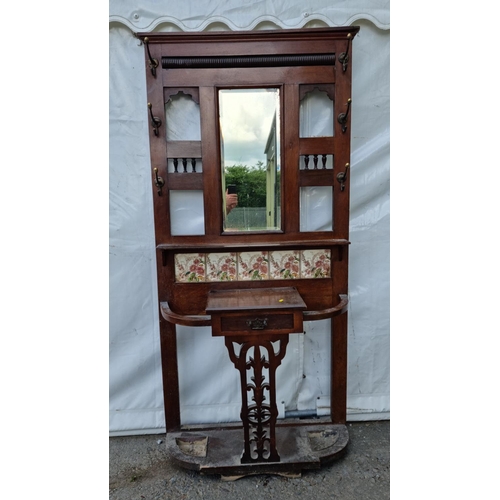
{"left": 338, "top": 33, "right": 352, "bottom": 72}
{"left": 148, "top": 103, "right": 162, "bottom": 137}
{"left": 337, "top": 98, "right": 352, "bottom": 133}
{"left": 336, "top": 163, "right": 350, "bottom": 192}
{"left": 144, "top": 37, "right": 159, "bottom": 77}
{"left": 153, "top": 168, "right": 165, "bottom": 196}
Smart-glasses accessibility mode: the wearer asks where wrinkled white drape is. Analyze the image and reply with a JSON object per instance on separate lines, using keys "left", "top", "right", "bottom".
{"left": 109, "top": 6, "right": 389, "bottom": 435}
{"left": 109, "top": 0, "right": 390, "bottom": 32}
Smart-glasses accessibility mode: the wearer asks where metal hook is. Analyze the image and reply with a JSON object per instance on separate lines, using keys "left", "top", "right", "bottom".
{"left": 337, "top": 98, "right": 352, "bottom": 133}
{"left": 148, "top": 103, "right": 162, "bottom": 137}
{"left": 153, "top": 168, "right": 165, "bottom": 196}
{"left": 336, "top": 163, "right": 350, "bottom": 192}
{"left": 144, "top": 37, "right": 159, "bottom": 77}
{"left": 338, "top": 33, "right": 352, "bottom": 72}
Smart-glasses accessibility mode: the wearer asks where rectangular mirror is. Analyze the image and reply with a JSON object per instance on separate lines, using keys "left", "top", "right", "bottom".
{"left": 219, "top": 88, "right": 281, "bottom": 232}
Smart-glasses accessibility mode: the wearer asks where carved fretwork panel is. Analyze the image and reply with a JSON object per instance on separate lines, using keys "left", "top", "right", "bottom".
{"left": 225, "top": 336, "right": 289, "bottom": 463}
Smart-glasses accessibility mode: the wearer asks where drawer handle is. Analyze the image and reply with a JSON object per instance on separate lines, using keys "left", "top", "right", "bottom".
{"left": 246, "top": 318, "right": 268, "bottom": 330}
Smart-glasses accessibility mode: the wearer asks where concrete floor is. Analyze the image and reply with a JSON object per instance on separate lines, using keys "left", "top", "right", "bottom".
{"left": 109, "top": 420, "right": 389, "bottom": 499}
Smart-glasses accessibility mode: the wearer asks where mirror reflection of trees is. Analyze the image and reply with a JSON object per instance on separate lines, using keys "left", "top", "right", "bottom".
{"left": 225, "top": 162, "right": 266, "bottom": 207}
{"left": 224, "top": 162, "right": 281, "bottom": 231}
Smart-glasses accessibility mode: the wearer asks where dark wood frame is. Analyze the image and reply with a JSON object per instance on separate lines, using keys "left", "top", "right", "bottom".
{"left": 136, "top": 26, "right": 359, "bottom": 477}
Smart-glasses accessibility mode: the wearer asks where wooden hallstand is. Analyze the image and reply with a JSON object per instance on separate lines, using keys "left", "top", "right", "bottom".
{"left": 137, "top": 27, "right": 359, "bottom": 478}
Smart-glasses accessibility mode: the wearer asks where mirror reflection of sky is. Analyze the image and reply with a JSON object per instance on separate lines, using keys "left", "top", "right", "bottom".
{"left": 219, "top": 89, "right": 279, "bottom": 169}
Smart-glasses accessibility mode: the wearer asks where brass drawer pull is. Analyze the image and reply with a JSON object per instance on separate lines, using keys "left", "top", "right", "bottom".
{"left": 246, "top": 318, "right": 268, "bottom": 330}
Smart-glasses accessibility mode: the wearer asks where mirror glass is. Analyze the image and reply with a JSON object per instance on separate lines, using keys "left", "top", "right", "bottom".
{"left": 170, "top": 190, "right": 205, "bottom": 236}
{"left": 300, "top": 186, "right": 333, "bottom": 232}
{"left": 219, "top": 88, "right": 281, "bottom": 232}
{"left": 165, "top": 92, "right": 201, "bottom": 141}
{"left": 299, "top": 88, "right": 334, "bottom": 138}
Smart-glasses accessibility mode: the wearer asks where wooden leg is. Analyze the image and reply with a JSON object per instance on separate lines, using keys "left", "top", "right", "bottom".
{"left": 331, "top": 312, "right": 348, "bottom": 424}
{"left": 160, "top": 320, "right": 181, "bottom": 431}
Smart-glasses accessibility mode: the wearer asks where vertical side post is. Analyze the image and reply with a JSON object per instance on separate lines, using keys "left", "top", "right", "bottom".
{"left": 331, "top": 311, "right": 348, "bottom": 424}
{"left": 160, "top": 320, "right": 181, "bottom": 431}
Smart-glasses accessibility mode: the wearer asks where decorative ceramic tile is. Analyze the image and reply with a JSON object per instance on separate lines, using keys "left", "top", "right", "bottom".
{"left": 269, "top": 250, "right": 301, "bottom": 279}
{"left": 237, "top": 251, "right": 270, "bottom": 281}
{"left": 300, "top": 249, "right": 331, "bottom": 279}
{"left": 206, "top": 252, "right": 238, "bottom": 282}
{"left": 174, "top": 249, "right": 331, "bottom": 282}
{"left": 174, "top": 253, "right": 206, "bottom": 282}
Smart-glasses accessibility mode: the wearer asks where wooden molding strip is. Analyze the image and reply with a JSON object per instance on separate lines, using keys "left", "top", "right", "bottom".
{"left": 162, "top": 54, "right": 336, "bottom": 69}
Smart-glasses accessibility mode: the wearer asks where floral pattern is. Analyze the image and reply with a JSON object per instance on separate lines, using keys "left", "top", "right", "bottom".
{"left": 174, "top": 250, "right": 331, "bottom": 282}
{"left": 206, "top": 253, "right": 237, "bottom": 282}
{"left": 174, "top": 253, "right": 206, "bottom": 282}
{"left": 300, "top": 250, "right": 331, "bottom": 278}
{"left": 238, "top": 251, "right": 270, "bottom": 281}
{"left": 270, "top": 250, "right": 300, "bottom": 279}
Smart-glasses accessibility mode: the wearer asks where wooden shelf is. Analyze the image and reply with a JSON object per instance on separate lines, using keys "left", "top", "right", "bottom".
{"left": 157, "top": 239, "right": 349, "bottom": 251}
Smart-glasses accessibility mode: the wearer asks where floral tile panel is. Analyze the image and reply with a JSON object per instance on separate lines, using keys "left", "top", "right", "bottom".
{"left": 174, "top": 249, "right": 332, "bottom": 282}
{"left": 206, "top": 252, "right": 238, "bottom": 282}
{"left": 269, "top": 250, "right": 301, "bottom": 279}
{"left": 174, "top": 253, "right": 206, "bottom": 282}
{"left": 237, "top": 251, "right": 270, "bottom": 281}
{"left": 300, "top": 249, "right": 331, "bottom": 278}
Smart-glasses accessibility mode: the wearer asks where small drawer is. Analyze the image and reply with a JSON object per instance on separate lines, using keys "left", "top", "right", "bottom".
{"left": 206, "top": 287, "right": 306, "bottom": 337}
{"left": 212, "top": 311, "right": 303, "bottom": 337}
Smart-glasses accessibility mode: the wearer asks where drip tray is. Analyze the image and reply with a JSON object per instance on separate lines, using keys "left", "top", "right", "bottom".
{"left": 166, "top": 422, "right": 349, "bottom": 478}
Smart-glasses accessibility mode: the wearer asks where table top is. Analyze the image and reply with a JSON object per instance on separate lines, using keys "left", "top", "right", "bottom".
{"left": 206, "top": 287, "right": 307, "bottom": 313}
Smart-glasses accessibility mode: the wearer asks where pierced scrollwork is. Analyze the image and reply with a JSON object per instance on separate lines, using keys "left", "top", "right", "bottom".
{"left": 225, "top": 337, "right": 289, "bottom": 463}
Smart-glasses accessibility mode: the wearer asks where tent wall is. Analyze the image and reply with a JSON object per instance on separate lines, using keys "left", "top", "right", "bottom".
{"left": 109, "top": 2, "right": 389, "bottom": 436}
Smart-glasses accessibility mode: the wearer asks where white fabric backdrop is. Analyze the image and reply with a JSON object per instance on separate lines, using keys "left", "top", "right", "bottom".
{"left": 109, "top": 0, "right": 390, "bottom": 31}
{"left": 109, "top": 4, "right": 389, "bottom": 435}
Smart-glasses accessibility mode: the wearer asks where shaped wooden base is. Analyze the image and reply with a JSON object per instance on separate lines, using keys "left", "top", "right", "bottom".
{"left": 166, "top": 421, "right": 349, "bottom": 478}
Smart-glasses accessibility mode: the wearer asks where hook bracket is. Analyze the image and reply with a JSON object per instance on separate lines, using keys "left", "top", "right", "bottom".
{"left": 337, "top": 99, "right": 352, "bottom": 133}
{"left": 148, "top": 103, "right": 162, "bottom": 137}
{"left": 144, "top": 37, "right": 159, "bottom": 77}
{"left": 153, "top": 168, "right": 165, "bottom": 196}
{"left": 336, "top": 163, "right": 350, "bottom": 192}
{"left": 338, "top": 33, "right": 352, "bottom": 72}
